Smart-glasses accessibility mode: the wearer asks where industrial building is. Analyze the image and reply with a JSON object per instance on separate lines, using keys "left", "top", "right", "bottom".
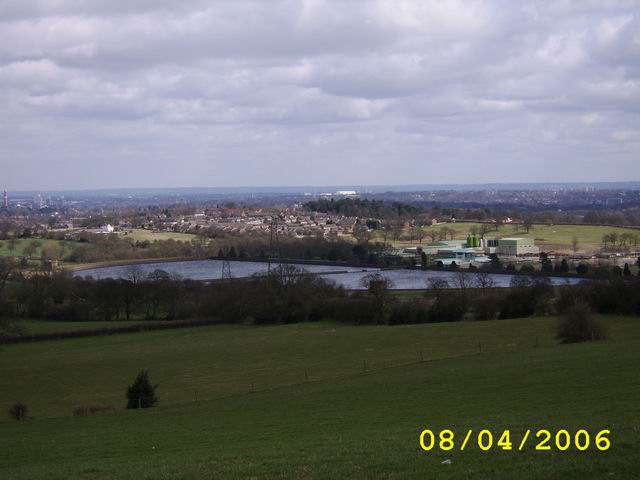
{"left": 419, "top": 235, "right": 540, "bottom": 267}
{"left": 494, "top": 237, "right": 539, "bottom": 256}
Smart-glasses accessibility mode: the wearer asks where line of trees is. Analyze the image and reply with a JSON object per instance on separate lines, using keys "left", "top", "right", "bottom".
{"left": 0, "top": 262, "right": 348, "bottom": 325}
{"left": 303, "top": 198, "right": 422, "bottom": 218}
{"left": 601, "top": 231, "right": 640, "bottom": 250}
{"left": 1, "top": 257, "right": 638, "bottom": 335}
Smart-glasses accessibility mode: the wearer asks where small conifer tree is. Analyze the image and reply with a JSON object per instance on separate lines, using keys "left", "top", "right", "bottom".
{"left": 126, "top": 370, "right": 158, "bottom": 409}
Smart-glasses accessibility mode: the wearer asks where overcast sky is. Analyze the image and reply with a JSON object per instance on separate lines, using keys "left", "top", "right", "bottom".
{"left": 1, "top": 0, "right": 639, "bottom": 190}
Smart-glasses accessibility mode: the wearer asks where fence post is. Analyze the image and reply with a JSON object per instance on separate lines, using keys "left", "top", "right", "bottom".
{"left": 363, "top": 359, "right": 367, "bottom": 373}
{"left": 478, "top": 342, "right": 482, "bottom": 353}
{"left": 420, "top": 350, "right": 424, "bottom": 363}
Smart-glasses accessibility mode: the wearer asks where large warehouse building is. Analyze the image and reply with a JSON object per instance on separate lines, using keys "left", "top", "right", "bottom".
{"left": 495, "top": 237, "right": 539, "bottom": 256}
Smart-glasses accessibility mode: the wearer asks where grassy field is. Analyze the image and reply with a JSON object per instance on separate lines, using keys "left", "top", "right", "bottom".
{"left": 0, "top": 238, "right": 73, "bottom": 258}
{"left": 0, "top": 230, "right": 196, "bottom": 268}
{"left": 1, "top": 315, "right": 639, "bottom": 479}
{"left": 123, "top": 229, "right": 197, "bottom": 243}
{"left": 391, "top": 222, "right": 640, "bottom": 253}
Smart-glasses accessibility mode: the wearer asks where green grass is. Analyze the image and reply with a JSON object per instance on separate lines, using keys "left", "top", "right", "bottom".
{"left": 123, "top": 229, "right": 197, "bottom": 243}
{"left": 0, "top": 316, "right": 638, "bottom": 479}
{"left": 391, "top": 223, "right": 639, "bottom": 253}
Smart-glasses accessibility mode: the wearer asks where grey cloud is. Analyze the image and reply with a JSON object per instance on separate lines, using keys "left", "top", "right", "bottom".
{"left": 0, "top": 0, "right": 639, "bottom": 190}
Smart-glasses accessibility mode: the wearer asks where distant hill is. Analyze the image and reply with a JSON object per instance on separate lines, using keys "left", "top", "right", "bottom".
{"left": 9, "top": 181, "right": 640, "bottom": 197}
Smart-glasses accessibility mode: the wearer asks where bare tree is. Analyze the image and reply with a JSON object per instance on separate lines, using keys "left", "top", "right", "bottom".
{"left": 190, "top": 235, "right": 208, "bottom": 256}
{"left": 22, "top": 241, "right": 38, "bottom": 259}
{"left": 147, "top": 269, "right": 170, "bottom": 282}
{"left": 125, "top": 265, "right": 145, "bottom": 285}
{"left": 41, "top": 244, "right": 65, "bottom": 262}
{"left": 571, "top": 236, "right": 579, "bottom": 253}
{"left": 391, "top": 221, "right": 404, "bottom": 242}
{"left": 427, "top": 277, "right": 450, "bottom": 301}
{"left": 359, "top": 273, "right": 394, "bottom": 295}
{"left": 360, "top": 273, "right": 394, "bottom": 323}
{"left": 6, "top": 238, "right": 18, "bottom": 255}
{"left": 353, "top": 225, "right": 372, "bottom": 244}
{"left": 264, "top": 264, "right": 310, "bottom": 290}
{"left": 474, "top": 271, "right": 496, "bottom": 293}
{"left": 522, "top": 216, "right": 534, "bottom": 234}
{"left": 454, "top": 270, "right": 473, "bottom": 296}
{"left": 439, "top": 226, "right": 455, "bottom": 241}
{"left": 619, "top": 233, "right": 634, "bottom": 250}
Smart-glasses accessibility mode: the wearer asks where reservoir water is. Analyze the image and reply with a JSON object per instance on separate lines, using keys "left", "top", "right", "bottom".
{"left": 74, "top": 260, "right": 582, "bottom": 290}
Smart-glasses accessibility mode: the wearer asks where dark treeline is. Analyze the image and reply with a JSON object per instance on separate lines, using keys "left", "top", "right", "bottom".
{"left": 1, "top": 256, "right": 638, "bottom": 336}
{"left": 302, "top": 198, "right": 640, "bottom": 227}
{"left": 303, "top": 198, "right": 423, "bottom": 218}
{"left": 352, "top": 274, "right": 640, "bottom": 326}
{"left": 0, "top": 261, "right": 347, "bottom": 325}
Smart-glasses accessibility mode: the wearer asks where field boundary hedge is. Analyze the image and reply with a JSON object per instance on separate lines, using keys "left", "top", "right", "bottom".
{"left": 0, "top": 319, "right": 223, "bottom": 345}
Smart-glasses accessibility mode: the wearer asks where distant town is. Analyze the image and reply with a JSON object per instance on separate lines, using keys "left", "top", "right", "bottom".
{"left": 1, "top": 185, "right": 639, "bottom": 275}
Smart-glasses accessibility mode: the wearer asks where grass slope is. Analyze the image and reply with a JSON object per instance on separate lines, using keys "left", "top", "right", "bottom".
{"left": 124, "top": 229, "right": 197, "bottom": 243}
{"left": 0, "top": 316, "right": 638, "bottom": 479}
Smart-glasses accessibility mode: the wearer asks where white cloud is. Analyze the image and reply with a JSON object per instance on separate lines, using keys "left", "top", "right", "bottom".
{"left": 611, "top": 129, "right": 640, "bottom": 141}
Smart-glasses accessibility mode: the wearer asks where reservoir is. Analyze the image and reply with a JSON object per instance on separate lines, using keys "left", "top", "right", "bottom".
{"left": 74, "top": 259, "right": 582, "bottom": 290}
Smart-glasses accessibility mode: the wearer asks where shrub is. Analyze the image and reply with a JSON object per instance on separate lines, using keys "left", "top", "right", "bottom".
{"left": 576, "top": 263, "right": 589, "bottom": 275}
{"left": 8, "top": 402, "right": 28, "bottom": 421}
{"left": 126, "top": 370, "right": 158, "bottom": 409}
{"left": 428, "top": 294, "right": 467, "bottom": 322}
{"left": 387, "top": 302, "right": 429, "bottom": 325}
{"left": 500, "top": 277, "right": 553, "bottom": 319}
{"left": 556, "top": 302, "right": 607, "bottom": 344}
{"left": 555, "top": 285, "right": 585, "bottom": 314}
{"left": 327, "top": 296, "right": 381, "bottom": 325}
{"left": 472, "top": 294, "right": 502, "bottom": 321}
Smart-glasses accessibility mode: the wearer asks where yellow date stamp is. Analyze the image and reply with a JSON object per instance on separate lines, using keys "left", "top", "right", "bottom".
{"left": 419, "top": 428, "right": 611, "bottom": 452}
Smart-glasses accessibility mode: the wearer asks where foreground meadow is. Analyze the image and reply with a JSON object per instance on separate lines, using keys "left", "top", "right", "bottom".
{"left": 1, "top": 316, "right": 638, "bottom": 479}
